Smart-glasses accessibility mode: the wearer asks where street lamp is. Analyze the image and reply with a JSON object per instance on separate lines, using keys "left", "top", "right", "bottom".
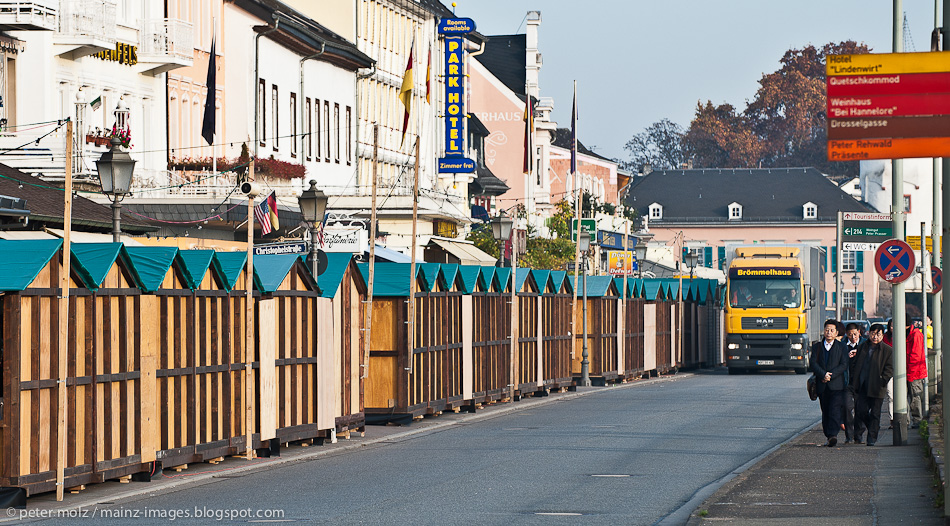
{"left": 684, "top": 249, "right": 699, "bottom": 279}
{"left": 95, "top": 100, "right": 135, "bottom": 243}
{"left": 634, "top": 243, "right": 647, "bottom": 278}
{"left": 490, "top": 214, "right": 517, "bottom": 400}
{"left": 298, "top": 180, "right": 329, "bottom": 282}
{"left": 578, "top": 231, "right": 591, "bottom": 387}
{"left": 490, "top": 215, "right": 514, "bottom": 264}
{"left": 851, "top": 273, "right": 861, "bottom": 318}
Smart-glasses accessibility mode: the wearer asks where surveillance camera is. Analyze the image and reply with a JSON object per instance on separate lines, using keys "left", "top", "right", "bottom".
{"left": 240, "top": 181, "right": 261, "bottom": 198}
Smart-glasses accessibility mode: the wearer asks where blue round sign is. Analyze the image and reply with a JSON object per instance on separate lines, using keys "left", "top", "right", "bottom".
{"left": 932, "top": 266, "right": 943, "bottom": 293}
{"left": 874, "top": 239, "right": 916, "bottom": 284}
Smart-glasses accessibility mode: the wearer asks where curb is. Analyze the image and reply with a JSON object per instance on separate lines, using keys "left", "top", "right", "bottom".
{"left": 1, "top": 372, "right": 691, "bottom": 519}
{"left": 926, "top": 416, "right": 945, "bottom": 496}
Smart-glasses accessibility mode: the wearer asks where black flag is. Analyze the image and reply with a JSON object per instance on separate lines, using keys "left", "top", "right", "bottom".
{"left": 201, "top": 36, "right": 216, "bottom": 146}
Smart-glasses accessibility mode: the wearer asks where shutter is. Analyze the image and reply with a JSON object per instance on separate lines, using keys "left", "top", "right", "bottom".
{"left": 856, "top": 292, "right": 864, "bottom": 312}
{"left": 821, "top": 246, "right": 828, "bottom": 270}
{"left": 704, "top": 246, "right": 712, "bottom": 268}
{"left": 831, "top": 246, "right": 837, "bottom": 273}
{"left": 832, "top": 291, "right": 837, "bottom": 305}
{"left": 856, "top": 252, "right": 864, "bottom": 272}
{"left": 718, "top": 246, "right": 725, "bottom": 270}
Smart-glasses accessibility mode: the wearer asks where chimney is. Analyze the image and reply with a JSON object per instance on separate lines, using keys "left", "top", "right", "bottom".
{"left": 525, "top": 11, "right": 541, "bottom": 99}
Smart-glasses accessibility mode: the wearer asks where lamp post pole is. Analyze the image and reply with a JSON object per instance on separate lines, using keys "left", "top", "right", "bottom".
{"left": 579, "top": 233, "right": 591, "bottom": 387}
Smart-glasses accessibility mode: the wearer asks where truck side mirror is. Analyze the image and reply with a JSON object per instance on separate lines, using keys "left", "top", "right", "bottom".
{"left": 808, "top": 286, "right": 816, "bottom": 301}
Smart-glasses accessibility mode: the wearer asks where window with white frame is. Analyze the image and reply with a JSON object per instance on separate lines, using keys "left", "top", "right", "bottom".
{"left": 841, "top": 291, "right": 856, "bottom": 311}
{"left": 649, "top": 203, "right": 662, "bottom": 219}
{"left": 803, "top": 202, "right": 817, "bottom": 219}
{"left": 842, "top": 250, "right": 856, "bottom": 271}
{"left": 271, "top": 85, "right": 278, "bottom": 151}
{"left": 728, "top": 202, "right": 742, "bottom": 220}
{"left": 290, "top": 92, "right": 297, "bottom": 158}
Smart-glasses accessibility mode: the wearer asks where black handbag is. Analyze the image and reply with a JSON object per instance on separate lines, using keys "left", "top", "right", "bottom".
{"left": 806, "top": 375, "right": 818, "bottom": 401}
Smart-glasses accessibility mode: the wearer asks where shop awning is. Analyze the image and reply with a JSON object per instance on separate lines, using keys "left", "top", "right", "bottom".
{"left": 428, "top": 237, "right": 497, "bottom": 266}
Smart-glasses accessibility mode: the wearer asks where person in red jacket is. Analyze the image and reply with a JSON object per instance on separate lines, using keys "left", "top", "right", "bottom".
{"left": 905, "top": 314, "right": 927, "bottom": 428}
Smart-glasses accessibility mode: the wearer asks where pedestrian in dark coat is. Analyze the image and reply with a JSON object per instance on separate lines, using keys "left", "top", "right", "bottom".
{"left": 850, "top": 323, "right": 894, "bottom": 446}
{"left": 809, "top": 319, "right": 849, "bottom": 447}
{"left": 842, "top": 323, "right": 864, "bottom": 443}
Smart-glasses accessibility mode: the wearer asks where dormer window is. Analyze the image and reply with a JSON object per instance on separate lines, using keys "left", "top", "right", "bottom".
{"left": 728, "top": 202, "right": 742, "bottom": 220}
{"left": 803, "top": 202, "right": 817, "bottom": 220}
{"left": 649, "top": 202, "right": 663, "bottom": 219}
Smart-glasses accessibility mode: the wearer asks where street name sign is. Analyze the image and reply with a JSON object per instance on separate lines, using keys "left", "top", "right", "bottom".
{"left": 826, "top": 51, "right": 950, "bottom": 160}
{"left": 571, "top": 219, "right": 596, "bottom": 243}
{"left": 874, "top": 238, "right": 916, "bottom": 284}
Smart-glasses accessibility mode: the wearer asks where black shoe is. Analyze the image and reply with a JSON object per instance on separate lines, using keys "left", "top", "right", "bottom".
{"left": 854, "top": 438, "right": 864, "bottom": 444}
{"left": 844, "top": 439, "right": 852, "bottom": 444}
{"left": 827, "top": 436, "right": 837, "bottom": 447}
{"left": 867, "top": 441, "right": 875, "bottom": 446}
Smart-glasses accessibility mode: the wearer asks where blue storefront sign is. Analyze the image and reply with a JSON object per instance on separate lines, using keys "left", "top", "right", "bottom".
{"left": 438, "top": 19, "right": 475, "bottom": 173}
{"left": 598, "top": 230, "right": 637, "bottom": 251}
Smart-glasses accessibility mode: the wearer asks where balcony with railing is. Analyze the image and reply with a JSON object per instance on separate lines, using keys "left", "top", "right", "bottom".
{"left": 0, "top": 1, "right": 56, "bottom": 31}
{"left": 137, "top": 18, "right": 194, "bottom": 76}
{"left": 53, "top": 0, "right": 117, "bottom": 59}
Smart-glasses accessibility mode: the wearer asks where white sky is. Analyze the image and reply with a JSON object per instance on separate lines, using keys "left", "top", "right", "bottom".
{"left": 457, "top": 0, "right": 938, "bottom": 162}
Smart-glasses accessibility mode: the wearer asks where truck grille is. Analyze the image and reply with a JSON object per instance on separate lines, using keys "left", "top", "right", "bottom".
{"left": 741, "top": 317, "right": 789, "bottom": 330}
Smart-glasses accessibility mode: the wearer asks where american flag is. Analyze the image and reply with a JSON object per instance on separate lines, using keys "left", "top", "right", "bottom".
{"left": 254, "top": 192, "right": 276, "bottom": 236}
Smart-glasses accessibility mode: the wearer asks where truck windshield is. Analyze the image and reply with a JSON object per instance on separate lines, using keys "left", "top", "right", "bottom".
{"left": 729, "top": 279, "right": 801, "bottom": 308}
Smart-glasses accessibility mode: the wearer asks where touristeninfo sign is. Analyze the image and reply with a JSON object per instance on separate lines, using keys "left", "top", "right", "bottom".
{"left": 826, "top": 51, "right": 950, "bottom": 161}
{"left": 841, "top": 211, "right": 892, "bottom": 251}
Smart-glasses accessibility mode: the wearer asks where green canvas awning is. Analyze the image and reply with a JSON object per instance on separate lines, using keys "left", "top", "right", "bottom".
{"left": 178, "top": 250, "right": 215, "bottom": 289}
{"left": 356, "top": 263, "right": 413, "bottom": 296}
{"left": 642, "top": 279, "right": 663, "bottom": 301}
{"left": 477, "top": 267, "right": 496, "bottom": 292}
{"left": 439, "top": 264, "right": 460, "bottom": 291}
{"left": 514, "top": 268, "right": 532, "bottom": 293}
{"left": 549, "top": 270, "right": 568, "bottom": 293}
{"left": 495, "top": 267, "right": 512, "bottom": 292}
{"left": 0, "top": 239, "right": 63, "bottom": 291}
{"left": 531, "top": 269, "right": 551, "bottom": 293}
{"left": 71, "top": 243, "right": 123, "bottom": 290}
{"left": 212, "top": 252, "right": 247, "bottom": 292}
{"left": 418, "top": 263, "right": 440, "bottom": 292}
{"left": 457, "top": 265, "right": 480, "bottom": 294}
{"left": 124, "top": 246, "right": 179, "bottom": 293}
{"left": 567, "top": 275, "right": 615, "bottom": 297}
{"left": 316, "top": 252, "right": 352, "bottom": 298}
{"left": 253, "top": 254, "right": 301, "bottom": 294}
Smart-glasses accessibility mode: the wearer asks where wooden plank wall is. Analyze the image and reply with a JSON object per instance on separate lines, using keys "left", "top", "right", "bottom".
{"left": 656, "top": 300, "right": 673, "bottom": 371}
{"left": 156, "top": 267, "right": 197, "bottom": 466}
{"left": 411, "top": 290, "right": 464, "bottom": 413}
{"left": 332, "top": 264, "right": 363, "bottom": 432}
{"left": 365, "top": 298, "right": 404, "bottom": 410}
{"left": 623, "top": 299, "right": 646, "bottom": 377}
{"left": 516, "top": 290, "right": 539, "bottom": 392}
{"left": 540, "top": 293, "right": 571, "bottom": 388}
{"left": 471, "top": 292, "right": 510, "bottom": 402}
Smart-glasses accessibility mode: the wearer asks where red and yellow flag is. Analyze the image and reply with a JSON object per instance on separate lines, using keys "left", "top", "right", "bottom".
{"left": 399, "top": 38, "right": 414, "bottom": 144}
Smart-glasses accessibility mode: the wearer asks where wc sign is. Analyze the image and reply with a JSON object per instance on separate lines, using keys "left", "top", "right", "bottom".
{"left": 438, "top": 18, "right": 476, "bottom": 173}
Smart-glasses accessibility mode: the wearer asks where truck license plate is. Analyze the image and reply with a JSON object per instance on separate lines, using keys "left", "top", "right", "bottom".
{"left": 756, "top": 360, "right": 775, "bottom": 365}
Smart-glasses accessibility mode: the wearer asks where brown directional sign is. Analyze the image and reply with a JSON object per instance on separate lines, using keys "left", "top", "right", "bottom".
{"left": 827, "top": 51, "right": 950, "bottom": 160}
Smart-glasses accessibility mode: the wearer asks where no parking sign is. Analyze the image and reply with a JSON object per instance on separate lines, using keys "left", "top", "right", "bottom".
{"left": 874, "top": 239, "right": 916, "bottom": 284}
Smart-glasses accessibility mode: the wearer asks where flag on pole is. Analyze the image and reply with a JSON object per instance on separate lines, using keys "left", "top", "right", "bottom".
{"left": 201, "top": 35, "right": 216, "bottom": 146}
{"left": 89, "top": 96, "right": 102, "bottom": 111}
{"left": 425, "top": 47, "right": 432, "bottom": 104}
{"left": 523, "top": 96, "right": 534, "bottom": 174}
{"left": 399, "top": 37, "right": 415, "bottom": 145}
{"left": 571, "top": 81, "right": 577, "bottom": 175}
{"left": 254, "top": 192, "right": 279, "bottom": 235}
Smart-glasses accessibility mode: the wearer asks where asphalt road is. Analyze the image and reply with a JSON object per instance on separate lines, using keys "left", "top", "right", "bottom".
{"left": 15, "top": 370, "right": 821, "bottom": 525}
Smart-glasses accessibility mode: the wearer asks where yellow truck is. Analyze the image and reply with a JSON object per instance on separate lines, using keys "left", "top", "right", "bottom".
{"left": 724, "top": 245, "right": 825, "bottom": 375}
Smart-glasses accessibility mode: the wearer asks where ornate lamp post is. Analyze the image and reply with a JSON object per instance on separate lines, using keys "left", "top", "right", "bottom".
{"left": 634, "top": 243, "right": 647, "bottom": 278}
{"left": 297, "top": 180, "right": 329, "bottom": 283}
{"left": 578, "top": 232, "right": 591, "bottom": 386}
{"left": 95, "top": 99, "right": 135, "bottom": 243}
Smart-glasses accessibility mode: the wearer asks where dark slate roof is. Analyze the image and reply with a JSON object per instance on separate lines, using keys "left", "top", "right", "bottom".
{"left": 625, "top": 167, "right": 874, "bottom": 223}
{"left": 236, "top": 0, "right": 374, "bottom": 70}
{"left": 478, "top": 34, "right": 526, "bottom": 95}
{"left": 0, "top": 163, "right": 154, "bottom": 233}
{"left": 551, "top": 128, "right": 616, "bottom": 164}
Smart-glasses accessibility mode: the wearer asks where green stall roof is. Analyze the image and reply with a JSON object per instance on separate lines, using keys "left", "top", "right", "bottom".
{"left": 642, "top": 279, "right": 663, "bottom": 300}
{"left": 316, "top": 252, "right": 352, "bottom": 298}
{"left": 495, "top": 267, "right": 512, "bottom": 292}
{"left": 515, "top": 268, "right": 532, "bottom": 292}
{"left": 567, "top": 275, "right": 615, "bottom": 297}
{"left": 124, "top": 246, "right": 180, "bottom": 292}
{"left": 178, "top": 250, "right": 216, "bottom": 289}
{"left": 253, "top": 253, "right": 302, "bottom": 294}
{"left": 212, "top": 252, "right": 247, "bottom": 292}
{"left": 418, "top": 263, "right": 440, "bottom": 292}
{"left": 457, "top": 265, "right": 480, "bottom": 293}
{"left": 356, "top": 263, "right": 411, "bottom": 296}
{"left": 71, "top": 243, "right": 124, "bottom": 290}
{"left": 532, "top": 270, "right": 551, "bottom": 293}
{"left": 477, "top": 267, "right": 496, "bottom": 292}
{"left": 549, "top": 270, "right": 568, "bottom": 293}
{"left": 0, "top": 239, "right": 63, "bottom": 291}
{"left": 439, "top": 264, "right": 460, "bottom": 291}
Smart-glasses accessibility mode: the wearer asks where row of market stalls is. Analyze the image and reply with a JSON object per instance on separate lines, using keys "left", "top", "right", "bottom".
{"left": 0, "top": 240, "right": 718, "bottom": 498}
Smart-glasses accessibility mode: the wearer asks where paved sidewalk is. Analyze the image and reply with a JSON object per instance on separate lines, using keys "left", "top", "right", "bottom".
{"left": 686, "top": 424, "right": 943, "bottom": 525}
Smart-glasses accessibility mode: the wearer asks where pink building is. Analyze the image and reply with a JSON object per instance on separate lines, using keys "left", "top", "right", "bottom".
{"left": 627, "top": 167, "right": 882, "bottom": 319}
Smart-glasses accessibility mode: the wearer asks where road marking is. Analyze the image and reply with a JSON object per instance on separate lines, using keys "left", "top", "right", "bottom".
{"left": 751, "top": 502, "right": 808, "bottom": 506}
{"left": 591, "top": 474, "right": 631, "bottom": 478}
{"left": 535, "top": 512, "right": 584, "bottom": 516}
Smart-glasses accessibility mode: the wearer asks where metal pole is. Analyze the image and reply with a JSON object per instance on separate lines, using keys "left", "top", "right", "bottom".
{"left": 510, "top": 226, "right": 518, "bottom": 399}
{"left": 892, "top": 0, "right": 909, "bottom": 446}
{"left": 941, "top": 0, "right": 950, "bottom": 514}
{"left": 934, "top": 2, "right": 944, "bottom": 405}
{"left": 922, "top": 222, "right": 930, "bottom": 417}
{"left": 310, "top": 225, "right": 319, "bottom": 286}
{"left": 56, "top": 120, "right": 73, "bottom": 501}
{"left": 581, "top": 248, "right": 590, "bottom": 386}
{"left": 836, "top": 211, "right": 843, "bottom": 319}
{"left": 112, "top": 200, "right": 122, "bottom": 243}
{"left": 245, "top": 159, "right": 255, "bottom": 459}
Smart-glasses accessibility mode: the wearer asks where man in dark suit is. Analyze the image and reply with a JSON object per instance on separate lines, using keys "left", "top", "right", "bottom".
{"left": 851, "top": 323, "right": 894, "bottom": 446}
{"left": 842, "top": 323, "right": 864, "bottom": 443}
{"left": 809, "top": 319, "right": 849, "bottom": 447}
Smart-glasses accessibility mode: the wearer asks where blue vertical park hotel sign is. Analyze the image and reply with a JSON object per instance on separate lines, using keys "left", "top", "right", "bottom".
{"left": 438, "top": 18, "right": 476, "bottom": 173}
